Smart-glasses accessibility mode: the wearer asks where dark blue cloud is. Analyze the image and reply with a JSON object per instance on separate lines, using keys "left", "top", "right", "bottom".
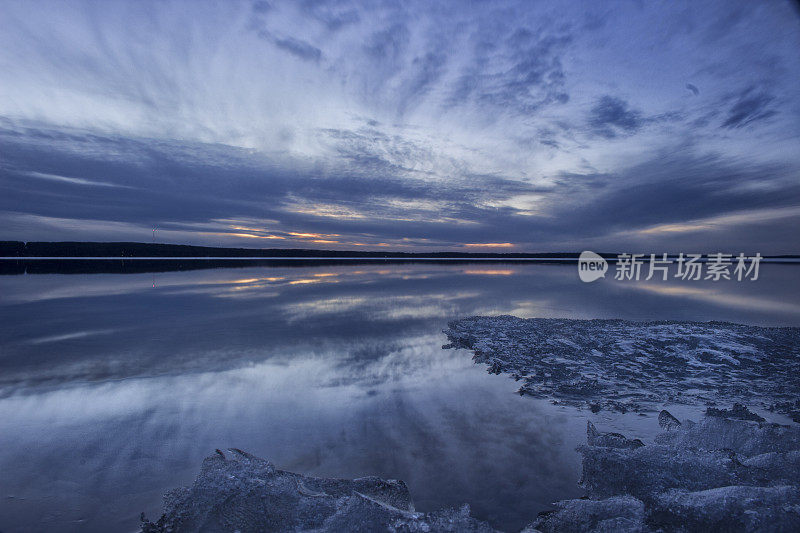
{"left": 0, "top": 122, "right": 549, "bottom": 244}
{"left": 273, "top": 36, "right": 323, "bottom": 62}
{"left": 588, "top": 96, "right": 643, "bottom": 139}
{"left": 3, "top": 120, "right": 799, "bottom": 252}
{"left": 546, "top": 153, "right": 800, "bottom": 236}
{"left": 721, "top": 88, "right": 777, "bottom": 128}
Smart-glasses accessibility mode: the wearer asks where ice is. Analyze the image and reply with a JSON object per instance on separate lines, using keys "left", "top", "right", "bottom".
{"left": 587, "top": 421, "right": 644, "bottom": 449}
{"left": 705, "top": 402, "right": 766, "bottom": 422}
{"left": 651, "top": 485, "right": 800, "bottom": 531}
{"left": 531, "top": 408, "right": 800, "bottom": 532}
{"left": 141, "top": 410, "right": 800, "bottom": 532}
{"left": 578, "top": 443, "right": 742, "bottom": 502}
{"left": 443, "top": 316, "right": 800, "bottom": 417}
{"left": 140, "top": 448, "right": 497, "bottom": 532}
{"left": 528, "top": 496, "right": 646, "bottom": 533}
{"left": 653, "top": 416, "right": 800, "bottom": 456}
{"left": 657, "top": 410, "right": 681, "bottom": 431}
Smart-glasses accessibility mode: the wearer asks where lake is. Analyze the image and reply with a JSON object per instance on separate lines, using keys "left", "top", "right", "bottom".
{"left": 1, "top": 261, "right": 798, "bottom": 532}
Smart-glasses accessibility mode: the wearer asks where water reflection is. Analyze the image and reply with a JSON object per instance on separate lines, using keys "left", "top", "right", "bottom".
{"left": 0, "top": 263, "right": 798, "bottom": 532}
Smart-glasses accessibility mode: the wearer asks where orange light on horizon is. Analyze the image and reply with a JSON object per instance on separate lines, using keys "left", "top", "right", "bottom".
{"left": 463, "top": 242, "right": 514, "bottom": 248}
{"left": 639, "top": 223, "right": 711, "bottom": 235}
{"left": 228, "top": 276, "right": 285, "bottom": 285}
{"left": 288, "top": 232, "right": 340, "bottom": 239}
{"left": 464, "top": 269, "right": 515, "bottom": 275}
{"left": 228, "top": 232, "right": 285, "bottom": 240}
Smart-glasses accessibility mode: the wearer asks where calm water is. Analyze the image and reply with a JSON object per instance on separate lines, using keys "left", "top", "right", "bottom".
{"left": 1, "top": 262, "right": 799, "bottom": 532}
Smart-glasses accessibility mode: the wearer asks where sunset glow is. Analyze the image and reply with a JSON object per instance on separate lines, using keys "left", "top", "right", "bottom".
{"left": 464, "top": 243, "right": 515, "bottom": 248}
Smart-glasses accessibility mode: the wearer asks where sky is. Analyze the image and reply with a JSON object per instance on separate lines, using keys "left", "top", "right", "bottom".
{"left": 0, "top": 0, "right": 799, "bottom": 253}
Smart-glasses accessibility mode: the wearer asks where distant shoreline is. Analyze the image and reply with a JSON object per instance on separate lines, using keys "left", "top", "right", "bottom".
{"left": 0, "top": 256, "right": 800, "bottom": 263}
{"left": 2, "top": 241, "right": 798, "bottom": 260}
{"left": 0, "top": 241, "right": 602, "bottom": 259}
{"left": 0, "top": 256, "right": 582, "bottom": 261}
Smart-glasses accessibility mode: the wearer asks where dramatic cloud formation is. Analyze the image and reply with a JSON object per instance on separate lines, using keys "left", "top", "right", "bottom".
{"left": 0, "top": 0, "right": 798, "bottom": 252}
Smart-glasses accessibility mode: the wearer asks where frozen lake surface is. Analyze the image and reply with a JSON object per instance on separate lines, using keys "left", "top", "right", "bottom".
{"left": 445, "top": 316, "right": 800, "bottom": 419}
{"left": 1, "top": 262, "right": 798, "bottom": 531}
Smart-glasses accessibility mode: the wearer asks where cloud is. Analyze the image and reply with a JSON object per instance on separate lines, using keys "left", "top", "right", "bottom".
{"left": 588, "top": 96, "right": 643, "bottom": 139}
{"left": 24, "top": 171, "right": 134, "bottom": 189}
{"left": 540, "top": 151, "right": 800, "bottom": 244}
{"left": 447, "top": 25, "right": 571, "bottom": 115}
{"left": 0, "top": 1, "right": 798, "bottom": 252}
{"left": 721, "top": 88, "right": 777, "bottom": 128}
{"left": 272, "top": 36, "right": 323, "bottom": 62}
{"left": 0, "top": 121, "right": 548, "bottom": 248}
{"left": 3, "top": 117, "right": 799, "bottom": 254}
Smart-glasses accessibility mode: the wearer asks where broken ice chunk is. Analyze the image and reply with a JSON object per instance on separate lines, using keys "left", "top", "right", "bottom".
{"left": 652, "top": 485, "right": 800, "bottom": 531}
{"left": 587, "top": 421, "right": 644, "bottom": 449}
{"left": 528, "top": 496, "right": 647, "bottom": 533}
{"left": 654, "top": 417, "right": 800, "bottom": 456}
{"left": 548, "top": 405, "right": 800, "bottom": 532}
{"left": 705, "top": 402, "right": 766, "bottom": 422}
{"left": 141, "top": 448, "right": 498, "bottom": 532}
{"left": 658, "top": 410, "right": 681, "bottom": 431}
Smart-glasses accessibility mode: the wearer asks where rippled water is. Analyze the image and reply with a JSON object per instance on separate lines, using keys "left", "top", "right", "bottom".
{"left": 1, "top": 262, "right": 798, "bottom": 532}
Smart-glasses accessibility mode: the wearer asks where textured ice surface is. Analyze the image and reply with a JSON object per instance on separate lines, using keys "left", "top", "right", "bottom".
{"left": 529, "top": 409, "right": 800, "bottom": 532}
{"left": 142, "top": 412, "right": 800, "bottom": 532}
{"left": 527, "top": 496, "right": 646, "bottom": 533}
{"left": 443, "top": 316, "right": 800, "bottom": 418}
{"left": 140, "top": 448, "right": 497, "bottom": 532}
